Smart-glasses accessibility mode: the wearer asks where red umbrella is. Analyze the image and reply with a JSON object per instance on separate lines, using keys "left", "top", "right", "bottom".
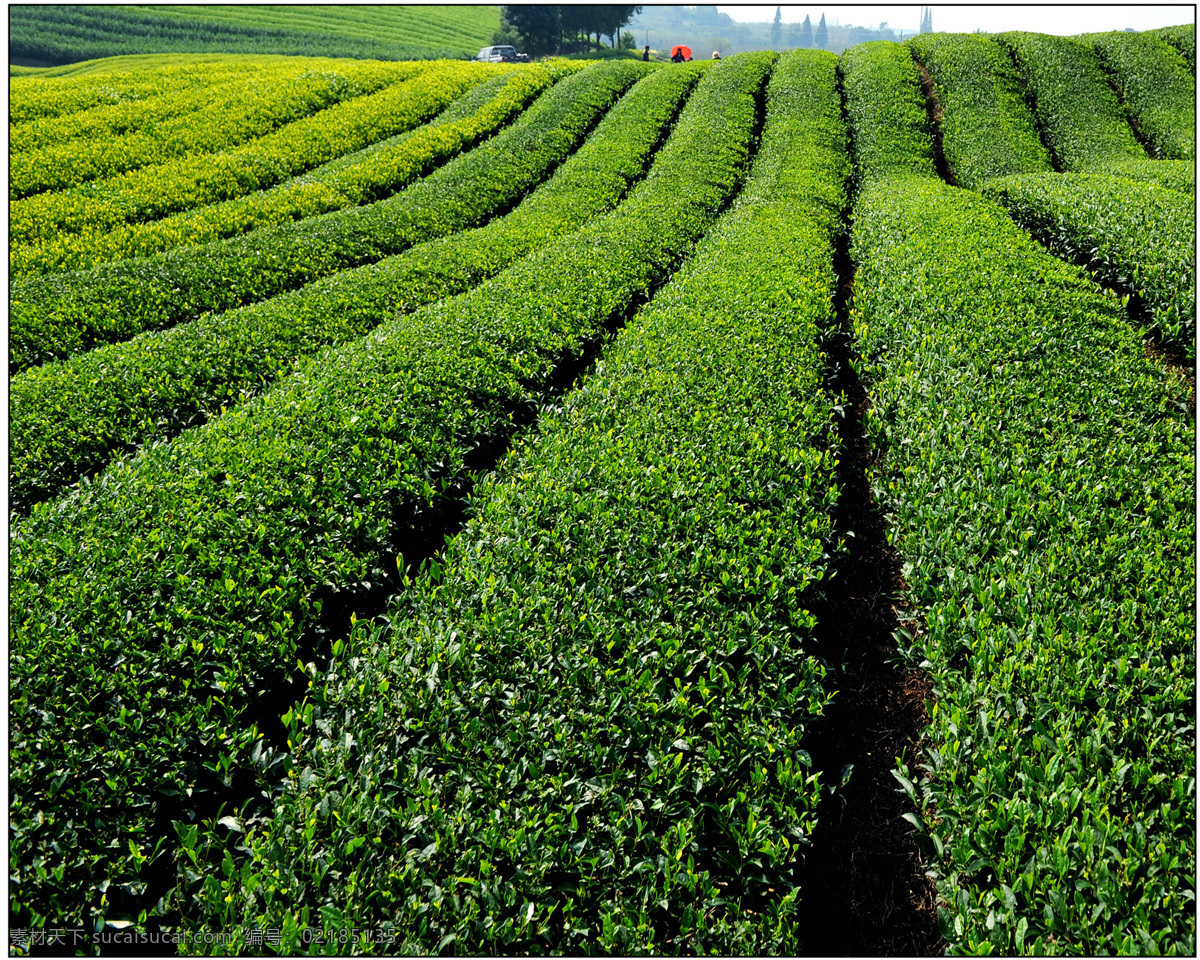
{"left": 670, "top": 45, "right": 692, "bottom": 60}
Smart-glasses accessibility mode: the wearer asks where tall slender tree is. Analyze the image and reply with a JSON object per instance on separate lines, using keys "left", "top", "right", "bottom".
{"left": 770, "top": 5, "right": 782, "bottom": 48}
{"left": 560, "top": 5, "right": 599, "bottom": 52}
{"left": 599, "top": 5, "right": 641, "bottom": 49}
{"left": 815, "top": 13, "right": 828, "bottom": 49}
{"left": 799, "top": 14, "right": 813, "bottom": 48}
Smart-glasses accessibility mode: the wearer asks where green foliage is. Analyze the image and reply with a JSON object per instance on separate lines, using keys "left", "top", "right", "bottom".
{"left": 12, "top": 64, "right": 524, "bottom": 276}
{"left": 1096, "top": 158, "right": 1195, "bottom": 194}
{"left": 9, "top": 60, "right": 626, "bottom": 372}
{"left": 907, "top": 33, "right": 1052, "bottom": 188}
{"left": 557, "top": 5, "right": 643, "bottom": 54}
{"left": 7, "top": 27, "right": 1192, "bottom": 955}
{"left": 1084, "top": 30, "right": 1196, "bottom": 161}
{"left": 9, "top": 52, "right": 773, "bottom": 936}
{"left": 1151, "top": 22, "right": 1196, "bottom": 70}
{"left": 998, "top": 31, "right": 1194, "bottom": 193}
{"left": 498, "top": 3, "right": 560, "bottom": 56}
{"left": 983, "top": 172, "right": 1196, "bottom": 360}
{"left": 839, "top": 41, "right": 936, "bottom": 184}
{"left": 999, "top": 32, "right": 1145, "bottom": 170}
{"left": 9, "top": 4, "right": 500, "bottom": 64}
{"left": 187, "top": 49, "right": 850, "bottom": 955}
{"left": 852, "top": 174, "right": 1194, "bottom": 956}
{"left": 8, "top": 56, "right": 297, "bottom": 121}
{"left": 10, "top": 59, "right": 423, "bottom": 203}
{"left": 11, "top": 62, "right": 255, "bottom": 153}
{"left": 10, "top": 63, "right": 704, "bottom": 514}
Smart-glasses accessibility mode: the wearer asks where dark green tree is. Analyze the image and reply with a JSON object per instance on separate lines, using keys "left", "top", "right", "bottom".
{"left": 560, "top": 5, "right": 598, "bottom": 52}
{"left": 770, "top": 5, "right": 782, "bottom": 48}
{"left": 815, "top": 13, "right": 828, "bottom": 49}
{"left": 799, "top": 14, "right": 813, "bottom": 48}
{"left": 497, "top": 5, "right": 560, "bottom": 55}
{"left": 599, "top": 5, "right": 642, "bottom": 48}
{"left": 491, "top": 19, "right": 520, "bottom": 48}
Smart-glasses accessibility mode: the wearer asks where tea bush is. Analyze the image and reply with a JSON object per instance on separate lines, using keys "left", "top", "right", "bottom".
{"left": 9, "top": 60, "right": 623, "bottom": 372}
{"left": 10, "top": 63, "right": 703, "bottom": 513}
{"left": 1084, "top": 29, "right": 1196, "bottom": 161}
{"left": 189, "top": 48, "right": 850, "bottom": 955}
{"left": 842, "top": 35, "right": 1195, "bottom": 956}
{"left": 10, "top": 68, "right": 553, "bottom": 276}
{"left": 984, "top": 172, "right": 1196, "bottom": 360}
{"left": 9, "top": 52, "right": 772, "bottom": 936}
{"left": 999, "top": 31, "right": 1194, "bottom": 192}
{"left": 907, "top": 33, "right": 1052, "bottom": 188}
{"left": 10, "top": 58, "right": 419, "bottom": 201}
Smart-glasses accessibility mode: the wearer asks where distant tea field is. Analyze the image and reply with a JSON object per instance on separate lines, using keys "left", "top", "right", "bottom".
{"left": 8, "top": 23, "right": 1196, "bottom": 957}
{"left": 9, "top": 4, "right": 500, "bottom": 66}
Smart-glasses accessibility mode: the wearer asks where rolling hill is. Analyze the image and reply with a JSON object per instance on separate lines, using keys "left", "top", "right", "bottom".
{"left": 9, "top": 4, "right": 500, "bottom": 67}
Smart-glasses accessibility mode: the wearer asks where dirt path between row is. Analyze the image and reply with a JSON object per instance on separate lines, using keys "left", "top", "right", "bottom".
{"left": 793, "top": 229, "right": 945, "bottom": 955}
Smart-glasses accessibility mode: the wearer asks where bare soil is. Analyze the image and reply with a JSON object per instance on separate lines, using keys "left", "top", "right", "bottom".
{"left": 793, "top": 236, "right": 945, "bottom": 956}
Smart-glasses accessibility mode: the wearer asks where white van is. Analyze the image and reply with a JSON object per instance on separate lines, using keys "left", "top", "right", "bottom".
{"left": 474, "top": 45, "right": 529, "bottom": 63}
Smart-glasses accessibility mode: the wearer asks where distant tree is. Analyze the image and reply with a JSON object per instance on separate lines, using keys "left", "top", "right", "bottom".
{"left": 558, "top": 5, "right": 582, "bottom": 51}
{"left": 847, "top": 25, "right": 878, "bottom": 46}
{"left": 599, "top": 5, "right": 641, "bottom": 49}
{"left": 491, "top": 19, "right": 520, "bottom": 48}
{"left": 561, "top": 5, "right": 604, "bottom": 52}
{"left": 770, "top": 5, "right": 782, "bottom": 48}
{"left": 815, "top": 13, "right": 828, "bottom": 49}
{"left": 799, "top": 14, "right": 813, "bottom": 48}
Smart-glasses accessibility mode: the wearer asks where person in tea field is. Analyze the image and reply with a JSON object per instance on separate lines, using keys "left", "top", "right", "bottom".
{"left": 644, "top": 44, "right": 651, "bottom": 61}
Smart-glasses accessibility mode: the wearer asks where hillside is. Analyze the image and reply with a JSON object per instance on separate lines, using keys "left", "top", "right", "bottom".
{"left": 9, "top": 4, "right": 500, "bottom": 66}
{"left": 8, "top": 27, "right": 1196, "bottom": 956}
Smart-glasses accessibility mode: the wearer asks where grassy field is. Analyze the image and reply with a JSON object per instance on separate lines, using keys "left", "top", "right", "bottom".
{"left": 9, "top": 4, "right": 500, "bottom": 66}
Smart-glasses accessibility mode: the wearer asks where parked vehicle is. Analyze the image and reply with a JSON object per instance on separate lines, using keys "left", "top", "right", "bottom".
{"left": 475, "top": 45, "right": 529, "bottom": 63}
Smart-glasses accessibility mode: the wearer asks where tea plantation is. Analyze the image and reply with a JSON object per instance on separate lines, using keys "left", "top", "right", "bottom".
{"left": 9, "top": 26, "right": 1195, "bottom": 956}
{"left": 10, "top": 5, "right": 498, "bottom": 65}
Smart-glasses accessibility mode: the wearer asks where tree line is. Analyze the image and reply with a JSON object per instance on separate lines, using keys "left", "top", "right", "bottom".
{"left": 494, "top": 5, "right": 922, "bottom": 59}
{"left": 494, "top": 5, "right": 643, "bottom": 56}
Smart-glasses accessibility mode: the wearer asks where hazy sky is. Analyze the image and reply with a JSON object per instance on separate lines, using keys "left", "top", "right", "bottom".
{"left": 716, "top": 5, "right": 1194, "bottom": 35}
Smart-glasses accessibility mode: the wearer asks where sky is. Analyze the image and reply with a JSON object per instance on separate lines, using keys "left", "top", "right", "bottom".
{"left": 715, "top": 5, "right": 1194, "bottom": 35}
